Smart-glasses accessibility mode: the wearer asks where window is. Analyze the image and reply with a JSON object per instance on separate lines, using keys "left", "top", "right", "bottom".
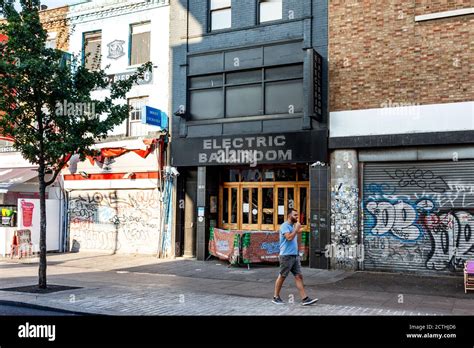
{"left": 210, "top": 0, "right": 231, "bottom": 31}
{"left": 226, "top": 84, "right": 262, "bottom": 117}
{"left": 298, "top": 186, "right": 308, "bottom": 228}
{"left": 127, "top": 96, "right": 149, "bottom": 136}
{"left": 225, "top": 169, "right": 240, "bottom": 182}
{"left": 266, "top": 80, "right": 303, "bottom": 114}
{"left": 222, "top": 186, "right": 239, "bottom": 228}
{"left": 190, "top": 89, "right": 224, "bottom": 120}
{"left": 130, "top": 22, "right": 151, "bottom": 66}
{"left": 83, "top": 31, "right": 102, "bottom": 71}
{"left": 189, "top": 64, "right": 303, "bottom": 120}
{"left": 242, "top": 187, "right": 259, "bottom": 228}
{"left": 223, "top": 166, "right": 308, "bottom": 183}
{"left": 241, "top": 169, "right": 262, "bottom": 182}
{"left": 259, "top": 0, "right": 282, "bottom": 23}
{"left": 220, "top": 182, "right": 309, "bottom": 231}
{"left": 46, "top": 32, "right": 57, "bottom": 49}
{"left": 219, "top": 166, "right": 310, "bottom": 231}
{"left": 277, "top": 186, "right": 295, "bottom": 224}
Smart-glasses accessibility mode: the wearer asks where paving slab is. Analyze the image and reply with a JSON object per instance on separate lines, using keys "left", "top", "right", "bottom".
{"left": 0, "top": 252, "right": 472, "bottom": 316}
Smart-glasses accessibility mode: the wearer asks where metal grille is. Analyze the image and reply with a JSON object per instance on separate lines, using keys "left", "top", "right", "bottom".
{"left": 362, "top": 160, "right": 474, "bottom": 274}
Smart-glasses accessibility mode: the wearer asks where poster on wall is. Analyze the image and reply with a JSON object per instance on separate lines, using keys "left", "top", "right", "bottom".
{"left": 17, "top": 199, "right": 61, "bottom": 252}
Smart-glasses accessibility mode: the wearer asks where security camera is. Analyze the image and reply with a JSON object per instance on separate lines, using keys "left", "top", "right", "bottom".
{"left": 165, "top": 166, "right": 180, "bottom": 176}
{"left": 174, "top": 108, "right": 187, "bottom": 119}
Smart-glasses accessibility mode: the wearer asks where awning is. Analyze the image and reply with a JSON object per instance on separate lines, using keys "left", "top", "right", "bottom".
{"left": 91, "top": 138, "right": 150, "bottom": 151}
{"left": 87, "top": 138, "right": 160, "bottom": 165}
{"left": 0, "top": 167, "right": 38, "bottom": 193}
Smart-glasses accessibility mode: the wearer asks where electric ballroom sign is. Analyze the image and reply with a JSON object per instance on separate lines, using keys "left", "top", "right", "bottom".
{"left": 171, "top": 131, "right": 328, "bottom": 167}
{"left": 199, "top": 135, "right": 292, "bottom": 165}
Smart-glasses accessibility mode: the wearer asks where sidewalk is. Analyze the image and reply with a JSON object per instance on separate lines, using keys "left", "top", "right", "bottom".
{"left": 0, "top": 252, "right": 473, "bottom": 315}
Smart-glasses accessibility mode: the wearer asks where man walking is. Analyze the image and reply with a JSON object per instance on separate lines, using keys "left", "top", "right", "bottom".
{"left": 272, "top": 209, "right": 318, "bottom": 306}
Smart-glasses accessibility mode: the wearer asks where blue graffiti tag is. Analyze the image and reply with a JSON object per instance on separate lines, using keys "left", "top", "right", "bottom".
{"left": 364, "top": 183, "right": 397, "bottom": 196}
{"left": 364, "top": 197, "right": 436, "bottom": 243}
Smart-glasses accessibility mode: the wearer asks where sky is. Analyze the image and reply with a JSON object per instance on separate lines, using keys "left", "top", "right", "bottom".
{"left": 9, "top": 0, "right": 87, "bottom": 10}
{"left": 1, "top": 0, "right": 87, "bottom": 19}
{"left": 39, "top": 0, "right": 87, "bottom": 8}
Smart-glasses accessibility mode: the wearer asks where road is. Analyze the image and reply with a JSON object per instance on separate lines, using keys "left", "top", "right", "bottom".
{"left": 0, "top": 303, "right": 77, "bottom": 316}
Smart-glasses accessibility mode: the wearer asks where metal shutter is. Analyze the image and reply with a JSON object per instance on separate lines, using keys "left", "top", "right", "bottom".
{"left": 362, "top": 161, "right": 474, "bottom": 274}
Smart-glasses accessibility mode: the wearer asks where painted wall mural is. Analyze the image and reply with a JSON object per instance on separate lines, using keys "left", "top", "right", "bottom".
{"left": 68, "top": 190, "right": 160, "bottom": 254}
{"left": 363, "top": 166, "right": 474, "bottom": 273}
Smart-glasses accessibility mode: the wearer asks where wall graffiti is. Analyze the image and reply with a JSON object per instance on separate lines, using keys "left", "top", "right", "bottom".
{"left": 69, "top": 190, "right": 161, "bottom": 254}
{"left": 363, "top": 166, "right": 474, "bottom": 273}
{"left": 384, "top": 167, "right": 449, "bottom": 193}
{"left": 423, "top": 211, "right": 474, "bottom": 272}
{"left": 365, "top": 198, "right": 434, "bottom": 242}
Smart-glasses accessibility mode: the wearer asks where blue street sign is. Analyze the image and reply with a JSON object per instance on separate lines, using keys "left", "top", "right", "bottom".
{"left": 141, "top": 106, "right": 168, "bottom": 130}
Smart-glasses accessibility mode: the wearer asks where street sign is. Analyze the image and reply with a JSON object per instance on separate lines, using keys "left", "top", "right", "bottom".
{"left": 141, "top": 106, "right": 168, "bottom": 130}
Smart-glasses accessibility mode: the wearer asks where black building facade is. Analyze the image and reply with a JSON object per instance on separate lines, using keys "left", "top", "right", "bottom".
{"left": 170, "top": 0, "right": 329, "bottom": 268}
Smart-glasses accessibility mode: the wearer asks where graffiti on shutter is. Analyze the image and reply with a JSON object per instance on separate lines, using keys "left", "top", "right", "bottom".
{"left": 362, "top": 161, "right": 474, "bottom": 274}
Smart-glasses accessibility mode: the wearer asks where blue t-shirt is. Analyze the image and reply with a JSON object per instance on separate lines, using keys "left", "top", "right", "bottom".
{"left": 279, "top": 221, "right": 298, "bottom": 256}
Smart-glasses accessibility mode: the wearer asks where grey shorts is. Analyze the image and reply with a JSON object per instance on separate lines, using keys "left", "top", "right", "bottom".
{"left": 279, "top": 255, "right": 302, "bottom": 277}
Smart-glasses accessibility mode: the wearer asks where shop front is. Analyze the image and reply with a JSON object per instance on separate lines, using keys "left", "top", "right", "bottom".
{"left": 172, "top": 131, "right": 329, "bottom": 267}
{"left": 0, "top": 145, "right": 63, "bottom": 257}
{"left": 62, "top": 137, "right": 173, "bottom": 256}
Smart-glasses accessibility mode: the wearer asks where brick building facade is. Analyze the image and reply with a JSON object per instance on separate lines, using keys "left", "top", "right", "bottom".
{"left": 328, "top": 0, "right": 474, "bottom": 274}
{"left": 329, "top": 0, "right": 472, "bottom": 111}
{"left": 39, "top": 5, "right": 69, "bottom": 51}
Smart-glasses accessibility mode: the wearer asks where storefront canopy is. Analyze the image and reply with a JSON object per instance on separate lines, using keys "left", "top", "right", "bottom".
{"left": 87, "top": 138, "right": 159, "bottom": 165}
{"left": 0, "top": 167, "right": 38, "bottom": 193}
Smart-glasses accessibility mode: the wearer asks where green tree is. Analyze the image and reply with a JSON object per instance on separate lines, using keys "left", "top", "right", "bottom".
{"left": 0, "top": 0, "right": 152, "bottom": 289}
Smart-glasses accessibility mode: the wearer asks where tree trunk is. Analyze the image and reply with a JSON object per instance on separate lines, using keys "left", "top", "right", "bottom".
{"left": 38, "top": 164, "right": 47, "bottom": 289}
